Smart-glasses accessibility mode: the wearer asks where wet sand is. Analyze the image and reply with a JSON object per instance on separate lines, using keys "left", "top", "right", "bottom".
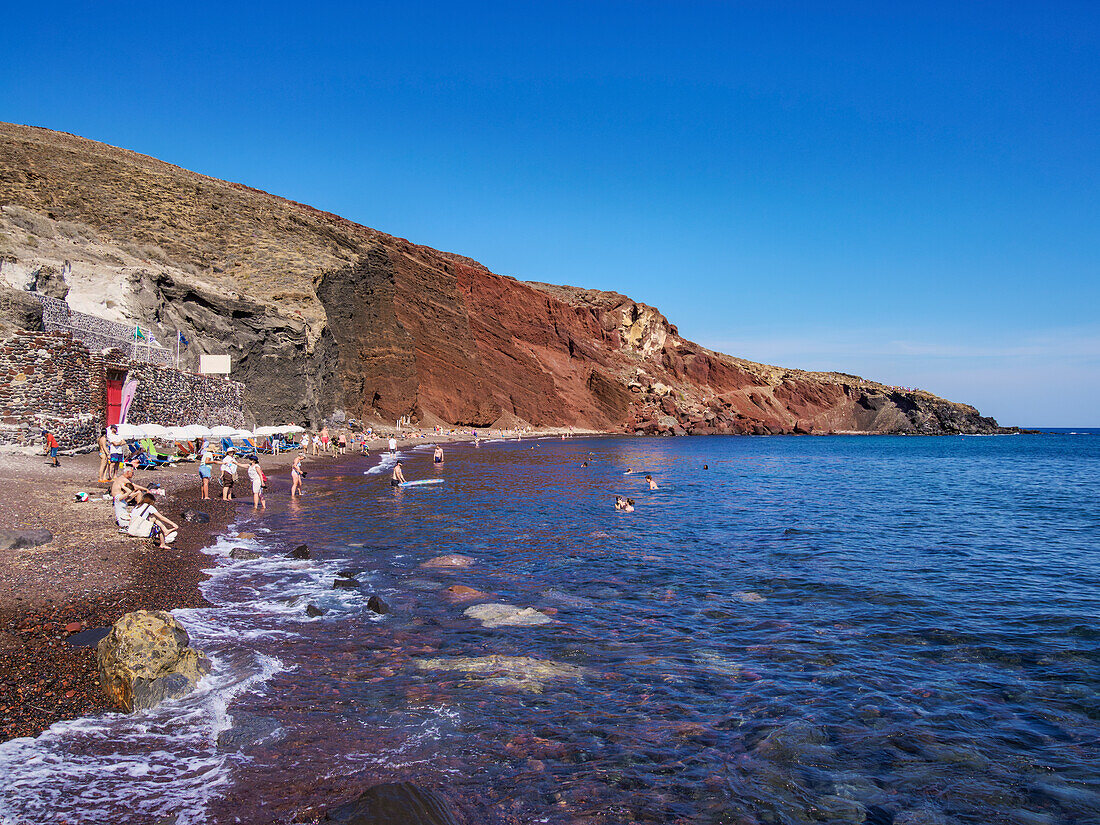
{"left": 0, "top": 428, "right": 591, "bottom": 741}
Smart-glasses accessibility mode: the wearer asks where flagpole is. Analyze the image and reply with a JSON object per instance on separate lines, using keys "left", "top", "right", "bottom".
{"left": 176, "top": 330, "right": 180, "bottom": 369}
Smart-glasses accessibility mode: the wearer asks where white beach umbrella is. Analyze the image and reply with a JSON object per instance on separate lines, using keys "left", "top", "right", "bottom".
{"left": 180, "top": 424, "right": 212, "bottom": 439}
{"left": 163, "top": 426, "right": 192, "bottom": 440}
{"left": 115, "top": 423, "right": 146, "bottom": 439}
{"left": 209, "top": 425, "right": 238, "bottom": 437}
{"left": 231, "top": 429, "right": 255, "bottom": 439}
{"left": 253, "top": 425, "right": 281, "bottom": 436}
{"left": 281, "top": 424, "right": 305, "bottom": 434}
{"left": 141, "top": 423, "right": 171, "bottom": 438}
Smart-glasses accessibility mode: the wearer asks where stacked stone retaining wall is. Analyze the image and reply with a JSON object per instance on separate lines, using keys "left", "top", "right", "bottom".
{"left": 32, "top": 294, "right": 173, "bottom": 366}
{"left": 125, "top": 364, "right": 245, "bottom": 430}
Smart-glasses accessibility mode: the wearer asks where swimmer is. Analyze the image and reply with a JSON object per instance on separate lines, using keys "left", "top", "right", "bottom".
{"left": 582, "top": 460, "right": 588, "bottom": 467}
{"left": 646, "top": 474, "right": 658, "bottom": 490}
{"left": 614, "top": 496, "right": 635, "bottom": 513}
{"left": 391, "top": 460, "right": 406, "bottom": 487}
{"left": 703, "top": 465, "right": 708, "bottom": 470}
{"left": 623, "top": 468, "right": 634, "bottom": 475}
{"left": 433, "top": 445, "right": 444, "bottom": 464}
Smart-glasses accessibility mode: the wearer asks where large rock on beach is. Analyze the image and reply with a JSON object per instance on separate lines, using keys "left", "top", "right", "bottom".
{"left": 96, "top": 610, "right": 210, "bottom": 712}
{"left": 0, "top": 528, "right": 53, "bottom": 550}
{"left": 323, "top": 781, "right": 461, "bottom": 825}
{"left": 463, "top": 603, "right": 553, "bottom": 628}
{"left": 420, "top": 554, "right": 474, "bottom": 569}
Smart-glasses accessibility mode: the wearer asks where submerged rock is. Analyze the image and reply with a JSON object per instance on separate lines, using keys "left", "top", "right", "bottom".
{"left": 96, "top": 610, "right": 210, "bottom": 712}
{"left": 420, "top": 554, "right": 474, "bottom": 569}
{"left": 413, "top": 654, "right": 589, "bottom": 693}
{"left": 404, "top": 578, "right": 446, "bottom": 591}
{"left": 444, "top": 585, "right": 488, "bottom": 603}
{"left": 0, "top": 528, "right": 53, "bottom": 550}
{"left": 229, "top": 548, "right": 262, "bottom": 560}
{"left": 287, "top": 544, "right": 311, "bottom": 560}
{"left": 333, "top": 577, "right": 359, "bottom": 590}
{"left": 323, "top": 781, "right": 460, "bottom": 824}
{"left": 809, "top": 795, "right": 867, "bottom": 824}
{"left": 217, "top": 714, "right": 282, "bottom": 751}
{"left": 306, "top": 604, "right": 325, "bottom": 617}
{"left": 367, "top": 595, "right": 391, "bottom": 614}
{"left": 463, "top": 603, "right": 553, "bottom": 628}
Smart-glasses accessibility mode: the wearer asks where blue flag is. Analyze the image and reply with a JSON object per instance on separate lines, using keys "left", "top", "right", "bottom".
{"left": 179, "top": 331, "right": 189, "bottom": 346}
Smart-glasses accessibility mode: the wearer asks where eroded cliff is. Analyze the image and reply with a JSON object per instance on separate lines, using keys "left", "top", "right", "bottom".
{"left": 0, "top": 123, "right": 1006, "bottom": 434}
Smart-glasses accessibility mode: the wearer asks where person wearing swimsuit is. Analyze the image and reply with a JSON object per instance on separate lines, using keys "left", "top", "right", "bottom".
{"left": 391, "top": 461, "right": 405, "bottom": 487}
{"left": 433, "top": 446, "right": 444, "bottom": 464}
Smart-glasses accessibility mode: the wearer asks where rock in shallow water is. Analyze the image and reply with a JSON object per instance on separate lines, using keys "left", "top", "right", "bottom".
{"left": 306, "top": 604, "right": 325, "bottom": 617}
{"left": 413, "top": 655, "right": 589, "bottom": 692}
{"left": 420, "top": 554, "right": 474, "bottom": 569}
{"left": 463, "top": 603, "right": 553, "bottom": 628}
{"left": 444, "top": 585, "right": 488, "bottom": 603}
{"left": 367, "top": 595, "right": 391, "bottom": 614}
{"left": 323, "top": 781, "right": 460, "bottom": 825}
{"left": 287, "top": 544, "right": 311, "bottom": 560}
{"left": 229, "top": 548, "right": 262, "bottom": 560}
{"left": 96, "top": 610, "right": 210, "bottom": 712}
{"left": 180, "top": 510, "right": 210, "bottom": 524}
{"left": 333, "top": 577, "right": 359, "bottom": 590}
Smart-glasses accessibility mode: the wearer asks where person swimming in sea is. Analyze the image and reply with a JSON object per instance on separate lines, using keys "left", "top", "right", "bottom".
{"left": 582, "top": 460, "right": 588, "bottom": 467}
{"left": 391, "top": 460, "right": 406, "bottom": 487}
{"left": 433, "top": 445, "right": 444, "bottom": 464}
{"left": 623, "top": 468, "right": 634, "bottom": 475}
{"left": 645, "top": 474, "right": 658, "bottom": 490}
{"left": 614, "top": 496, "right": 635, "bottom": 513}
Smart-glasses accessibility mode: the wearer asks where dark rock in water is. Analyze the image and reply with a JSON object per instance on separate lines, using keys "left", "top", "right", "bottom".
{"left": 181, "top": 510, "right": 210, "bottom": 524}
{"left": 333, "top": 577, "right": 359, "bottom": 590}
{"left": 0, "top": 528, "right": 53, "bottom": 551}
{"left": 306, "top": 604, "right": 325, "bottom": 617}
{"left": 230, "top": 548, "right": 262, "bottom": 560}
{"left": 288, "top": 544, "right": 311, "bottom": 560}
{"left": 217, "top": 714, "right": 281, "bottom": 751}
{"left": 324, "top": 782, "right": 460, "bottom": 825}
{"left": 367, "top": 595, "right": 391, "bottom": 615}
{"left": 338, "top": 568, "right": 363, "bottom": 578}
{"left": 66, "top": 626, "right": 110, "bottom": 648}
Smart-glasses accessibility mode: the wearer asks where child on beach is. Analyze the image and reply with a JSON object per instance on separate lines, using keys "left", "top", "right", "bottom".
{"left": 291, "top": 453, "right": 304, "bottom": 496}
{"left": 42, "top": 430, "right": 60, "bottom": 467}
{"left": 247, "top": 456, "right": 267, "bottom": 509}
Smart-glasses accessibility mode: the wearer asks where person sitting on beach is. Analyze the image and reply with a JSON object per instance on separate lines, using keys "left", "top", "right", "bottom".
{"left": 291, "top": 452, "right": 304, "bottom": 496}
{"left": 198, "top": 441, "right": 215, "bottom": 500}
{"left": 110, "top": 467, "right": 148, "bottom": 526}
{"left": 433, "top": 445, "right": 444, "bottom": 464}
{"left": 247, "top": 456, "right": 267, "bottom": 510}
{"left": 220, "top": 448, "right": 239, "bottom": 501}
{"left": 130, "top": 493, "right": 179, "bottom": 549}
{"left": 391, "top": 460, "right": 405, "bottom": 487}
{"left": 646, "top": 474, "right": 658, "bottom": 490}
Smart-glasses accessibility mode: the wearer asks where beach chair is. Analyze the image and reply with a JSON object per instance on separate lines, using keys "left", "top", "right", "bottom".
{"left": 139, "top": 438, "right": 175, "bottom": 466}
{"left": 240, "top": 438, "right": 260, "bottom": 458}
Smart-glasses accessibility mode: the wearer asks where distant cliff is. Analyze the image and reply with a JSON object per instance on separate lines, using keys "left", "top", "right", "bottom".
{"left": 0, "top": 123, "right": 1007, "bottom": 434}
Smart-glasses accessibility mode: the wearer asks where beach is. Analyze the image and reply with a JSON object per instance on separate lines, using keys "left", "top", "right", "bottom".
{"left": 0, "top": 428, "right": 562, "bottom": 742}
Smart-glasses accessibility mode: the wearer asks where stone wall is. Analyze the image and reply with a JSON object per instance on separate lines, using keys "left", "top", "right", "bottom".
{"left": 32, "top": 294, "right": 173, "bottom": 366}
{"left": 125, "top": 363, "right": 245, "bottom": 429}
{"left": 0, "top": 330, "right": 101, "bottom": 448}
{"left": 0, "top": 331, "right": 246, "bottom": 450}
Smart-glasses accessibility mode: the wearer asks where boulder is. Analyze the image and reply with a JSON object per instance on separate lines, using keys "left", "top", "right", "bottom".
{"left": 229, "top": 548, "right": 262, "bottom": 560}
{"left": 366, "top": 595, "right": 391, "bottom": 614}
{"left": 287, "top": 544, "right": 311, "bottom": 560}
{"left": 444, "top": 585, "right": 488, "bottom": 603}
{"left": 463, "top": 603, "right": 553, "bottom": 628}
{"left": 96, "top": 610, "right": 210, "bottom": 712}
{"left": 0, "top": 528, "right": 53, "bottom": 551}
{"left": 413, "top": 655, "right": 589, "bottom": 693}
{"left": 333, "top": 577, "right": 359, "bottom": 590}
{"left": 323, "top": 782, "right": 460, "bottom": 825}
{"left": 420, "top": 554, "right": 474, "bottom": 569}
{"left": 181, "top": 510, "right": 210, "bottom": 524}
{"left": 306, "top": 604, "right": 325, "bottom": 617}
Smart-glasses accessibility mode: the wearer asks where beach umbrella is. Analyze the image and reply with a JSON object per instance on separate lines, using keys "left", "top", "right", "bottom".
{"left": 114, "top": 423, "right": 146, "bottom": 439}
{"left": 141, "top": 423, "right": 171, "bottom": 438}
{"left": 253, "top": 425, "right": 281, "bottom": 436}
{"left": 162, "top": 426, "right": 192, "bottom": 440}
{"left": 231, "top": 429, "right": 255, "bottom": 439}
{"left": 179, "top": 424, "right": 212, "bottom": 439}
{"left": 209, "top": 425, "right": 237, "bottom": 437}
{"left": 281, "top": 425, "right": 305, "bottom": 434}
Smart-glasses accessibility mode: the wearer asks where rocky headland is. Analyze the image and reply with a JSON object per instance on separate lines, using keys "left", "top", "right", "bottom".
{"left": 0, "top": 122, "right": 1008, "bottom": 435}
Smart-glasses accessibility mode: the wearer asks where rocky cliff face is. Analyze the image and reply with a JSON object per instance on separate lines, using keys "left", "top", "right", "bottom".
{"left": 0, "top": 123, "right": 1007, "bottom": 434}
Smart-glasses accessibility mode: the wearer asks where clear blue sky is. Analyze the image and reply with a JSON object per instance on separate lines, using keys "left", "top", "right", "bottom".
{"left": 3, "top": 2, "right": 1098, "bottom": 425}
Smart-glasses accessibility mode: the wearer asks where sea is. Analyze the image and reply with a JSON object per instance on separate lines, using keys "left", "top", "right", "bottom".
{"left": 1, "top": 432, "right": 1098, "bottom": 824}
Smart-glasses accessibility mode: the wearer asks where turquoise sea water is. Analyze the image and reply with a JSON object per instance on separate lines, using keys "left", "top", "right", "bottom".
{"left": 1, "top": 434, "right": 1098, "bottom": 824}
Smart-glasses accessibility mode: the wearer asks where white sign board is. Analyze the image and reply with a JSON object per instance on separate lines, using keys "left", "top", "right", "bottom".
{"left": 199, "top": 354, "right": 232, "bottom": 375}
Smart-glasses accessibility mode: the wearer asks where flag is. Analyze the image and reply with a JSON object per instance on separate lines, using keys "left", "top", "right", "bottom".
{"left": 178, "top": 331, "right": 189, "bottom": 347}
{"left": 134, "top": 326, "right": 146, "bottom": 341}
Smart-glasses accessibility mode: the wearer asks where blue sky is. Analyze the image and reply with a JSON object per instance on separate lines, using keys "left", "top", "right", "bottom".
{"left": 3, "top": 2, "right": 1098, "bottom": 425}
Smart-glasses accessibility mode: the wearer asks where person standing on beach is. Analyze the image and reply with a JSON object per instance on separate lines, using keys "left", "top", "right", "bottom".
{"left": 338, "top": 432, "right": 347, "bottom": 455}
{"left": 301, "top": 433, "right": 311, "bottom": 455}
{"left": 391, "top": 460, "right": 405, "bottom": 487}
{"left": 107, "top": 425, "right": 125, "bottom": 479}
{"left": 220, "top": 448, "right": 239, "bottom": 501}
{"left": 43, "top": 430, "right": 60, "bottom": 467}
{"left": 320, "top": 425, "right": 331, "bottom": 454}
{"left": 247, "top": 456, "right": 266, "bottom": 509}
{"left": 96, "top": 429, "right": 110, "bottom": 481}
{"left": 199, "top": 442, "right": 215, "bottom": 500}
{"left": 388, "top": 436, "right": 397, "bottom": 454}
{"left": 291, "top": 452, "right": 304, "bottom": 496}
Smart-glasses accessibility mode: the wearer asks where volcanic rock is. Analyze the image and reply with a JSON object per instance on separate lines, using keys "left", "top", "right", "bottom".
{"left": 0, "top": 528, "right": 53, "bottom": 551}
{"left": 0, "top": 123, "right": 1009, "bottom": 436}
{"left": 463, "top": 603, "right": 553, "bottom": 628}
{"left": 96, "top": 610, "right": 210, "bottom": 712}
{"left": 323, "top": 782, "right": 460, "bottom": 825}
{"left": 366, "top": 595, "right": 391, "bottom": 614}
{"left": 287, "top": 544, "right": 311, "bottom": 560}
{"left": 305, "top": 604, "right": 325, "bottom": 617}
{"left": 229, "top": 548, "right": 262, "bottom": 560}
{"left": 444, "top": 585, "right": 488, "bottom": 603}
{"left": 420, "top": 554, "right": 474, "bottom": 569}
{"left": 333, "top": 577, "right": 359, "bottom": 590}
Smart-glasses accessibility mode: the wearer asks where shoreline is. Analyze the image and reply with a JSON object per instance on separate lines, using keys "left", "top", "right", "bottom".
{"left": 0, "top": 428, "right": 596, "bottom": 742}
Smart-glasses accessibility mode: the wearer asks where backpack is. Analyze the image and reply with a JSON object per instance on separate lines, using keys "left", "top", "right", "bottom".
{"left": 127, "top": 503, "right": 155, "bottom": 538}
